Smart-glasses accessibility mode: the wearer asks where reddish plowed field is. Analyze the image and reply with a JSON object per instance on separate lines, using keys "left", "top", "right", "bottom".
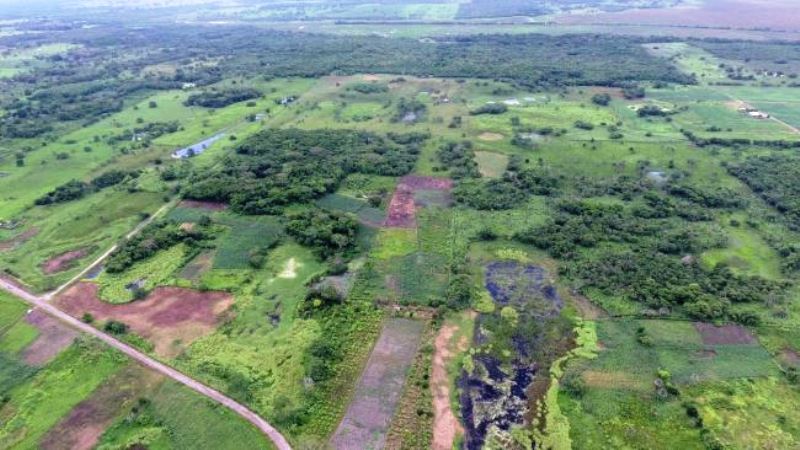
{"left": 384, "top": 185, "right": 417, "bottom": 228}
{"left": 695, "top": 322, "right": 756, "bottom": 345}
{"left": 56, "top": 282, "right": 234, "bottom": 357}
{"left": 41, "top": 249, "right": 89, "bottom": 274}
{"left": 40, "top": 365, "right": 163, "bottom": 450}
{"left": 22, "top": 309, "right": 79, "bottom": 366}
{"left": 383, "top": 176, "right": 453, "bottom": 228}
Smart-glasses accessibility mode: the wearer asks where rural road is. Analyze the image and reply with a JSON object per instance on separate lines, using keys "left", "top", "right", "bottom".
{"left": 0, "top": 276, "right": 292, "bottom": 450}
{"left": 45, "top": 200, "right": 176, "bottom": 300}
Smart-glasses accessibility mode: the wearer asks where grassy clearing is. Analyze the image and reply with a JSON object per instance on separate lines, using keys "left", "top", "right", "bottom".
{"left": 473, "top": 151, "right": 508, "bottom": 179}
{"left": 373, "top": 228, "right": 418, "bottom": 260}
{"left": 177, "top": 244, "right": 326, "bottom": 434}
{"left": 97, "top": 244, "right": 187, "bottom": 303}
{"left": 213, "top": 214, "right": 284, "bottom": 269}
{"left": 0, "top": 190, "right": 164, "bottom": 292}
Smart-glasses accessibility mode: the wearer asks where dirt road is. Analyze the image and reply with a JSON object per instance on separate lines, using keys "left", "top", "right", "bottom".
{"left": 0, "top": 278, "right": 291, "bottom": 450}
{"left": 44, "top": 201, "right": 176, "bottom": 301}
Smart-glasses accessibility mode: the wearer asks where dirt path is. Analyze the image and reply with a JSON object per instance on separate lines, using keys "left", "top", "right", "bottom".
{"left": 0, "top": 277, "right": 292, "bottom": 450}
{"left": 431, "top": 322, "right": 468, "bottom": 450}
{"left": 45, "top": 200, "right": 175, "bottom": 301}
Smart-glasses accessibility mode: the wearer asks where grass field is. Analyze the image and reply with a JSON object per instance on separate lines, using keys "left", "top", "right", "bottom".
{"left": 96, "top": 243, "right": 187, "bottom": 303}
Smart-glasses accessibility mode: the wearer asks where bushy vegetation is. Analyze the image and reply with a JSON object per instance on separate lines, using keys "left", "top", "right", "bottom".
{"left": 185, "top": 88, "right": 261, "bottom": 108}
{"left": 727, "top": 155, "right": 800, "bottom": 230}
{"left": 182, "top": 128, "right": 423, "bottom": 214}
{"left": 105, "top": 221, "right": 208, "bottom": 273}
{"left": 516, "top": 197, "right": 787, "bottom": 322}
{"left": 286, "top": 209, "right": 359, "bottom": 259}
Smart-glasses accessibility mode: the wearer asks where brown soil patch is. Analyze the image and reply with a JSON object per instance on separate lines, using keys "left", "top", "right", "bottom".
{"left": 41, "top": 248, "right": 89, "bottom": 274}
{"left": 694, "top": 348, "right": 718, "bottom": 359}
{"left": 56, "top": 282, "right": 234, "bottom": 358}
{"left": 694, "top": 322, "right": 756, "bottom": 345}
{"left": 384, "top": 185, "right": 417, "bottom": 228}
{"left": 21, "top": 309, "right": 79, "bottom": 366}
{"left": 363, "top": 74, "right": 381, "bottom": 81}
{"left": 431, "top": 323, "right": 468, "bottom": 450}
{"left": 779, "top": 348, "right": 800, "bottom": 368}
{"left": 0, "top": 227, "right": 38, "bottom": 251}
{"left": 179, "top": 251, "right": 213, "bottom": 281}
{"left": 331, "top": 318, "right": 425, "bottom": 450}
{"left": 569, "top": 292, "right": 608, "bottom": 320}
{"left": 383, "top": 175, "right": 453, "bottom": 228}
{"left": 178, "top": 200, "right": 227, "bottom": 211}
{"left": 582, "top": 370, "right": 647, "bottom": 391}
{"left": 40, "top": 364, "right": 163, "bottom": 450}
{"left": 558, "top": 0, "right": 800, "bottom": 32}
{"left": 478, "top": 132, "right": 504, "bottom": 141}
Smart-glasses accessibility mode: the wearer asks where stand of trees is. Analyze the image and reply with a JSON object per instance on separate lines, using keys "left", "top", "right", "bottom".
{"left": 182, "top": 128, "right": 424, "bottom": 214}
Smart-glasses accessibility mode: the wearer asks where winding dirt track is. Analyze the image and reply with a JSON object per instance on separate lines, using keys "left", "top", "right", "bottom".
{"left": 0, "top": 275, "right": 291, "bottom": 450}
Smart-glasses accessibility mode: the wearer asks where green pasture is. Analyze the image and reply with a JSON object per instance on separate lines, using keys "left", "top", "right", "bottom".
{"left": 644, "top": 42, "right": 732, "bottom": 82}
{"left": 0, "top": 291, "right": 38, "bottom": 355}
{"left": 0, "top": 190, "right": 164, "bottom": 292}
{"left": 98, "top": 379, "right": 274, "bottom": 450}
{"left": 179, "top": 243, "right": 325, "bottom": 426}
{"left": 212, "top": 213, "right": 284, "bottom": 269}
{"left": 671, "top": 102, "right": 798, "bottom": 140}
{"left": 701, "top": 214, "right": 783, "bottom": 280}
{"left": 97, "top": 244, "right": 187, "bottom": 303}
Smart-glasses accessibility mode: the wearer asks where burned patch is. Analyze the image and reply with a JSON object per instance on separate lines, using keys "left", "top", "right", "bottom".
{"left": 459, "top": 262, "right": 568, "bottom": 449}
{"left": 56, "top": 283, "right": 233, "bottom": 358}
{"left": 694, "top": 322, "right": 756, "bottom": 345}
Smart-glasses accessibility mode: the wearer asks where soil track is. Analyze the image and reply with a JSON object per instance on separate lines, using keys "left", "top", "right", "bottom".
{"left": 0, "top": 277, "right": 292, "bottom": 450}
{"left": 431, "top": 322, "right": 469, "bottom": 450}
{"left": 56, "top": 283, "right": 233, "bottom": 357}
{"left": 331, "top": 318, "right": 424, "bottom": 450}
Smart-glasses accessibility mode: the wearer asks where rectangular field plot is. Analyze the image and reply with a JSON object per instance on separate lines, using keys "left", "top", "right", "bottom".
{"left": 579, "top": 319, "right": 777, "bottom": 387}
{"left": 330, "top": 318, "right": 424, "bottom": 450}
{"left": 213, "top": 214, "right": 283, "bottom": 269}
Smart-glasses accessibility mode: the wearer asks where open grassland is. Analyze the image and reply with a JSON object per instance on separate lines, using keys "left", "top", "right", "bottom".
{"left": 0, "top": 190, "right": 165, "bottom": 292}
{"left": 96, "top": 244, "right": 187, "bottom": 303}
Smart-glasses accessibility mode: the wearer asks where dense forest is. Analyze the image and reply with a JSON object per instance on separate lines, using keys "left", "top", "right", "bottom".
{"left": 181, "top": 128, "right": 424, "bottom": 214}
{"left": 728, "top": 155, "right": 800, "bottom": 230}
